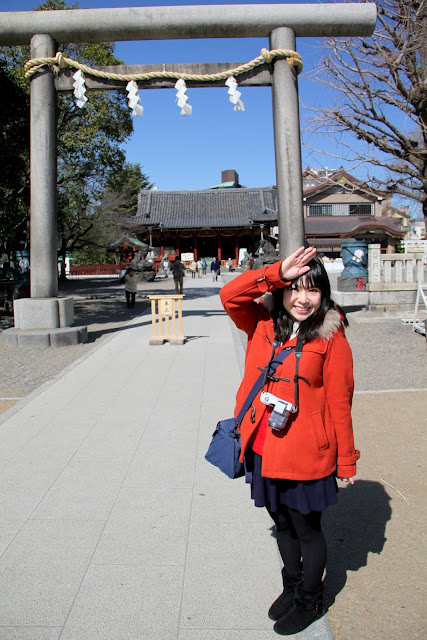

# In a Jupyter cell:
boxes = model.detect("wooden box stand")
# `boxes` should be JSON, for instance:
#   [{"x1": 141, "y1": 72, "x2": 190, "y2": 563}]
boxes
[{"x1": 148, "y1": 295, "x2": 185, "y2": 345}]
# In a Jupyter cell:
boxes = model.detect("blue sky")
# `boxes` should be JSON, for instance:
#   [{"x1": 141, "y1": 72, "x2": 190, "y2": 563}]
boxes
[{"x1": 2, "y1": 0, "x2": 375, "y2": 191}]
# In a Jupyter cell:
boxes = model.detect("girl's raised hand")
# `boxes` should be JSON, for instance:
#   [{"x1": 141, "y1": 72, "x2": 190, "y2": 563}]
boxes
[{"x1": 279, "y1": 246, "x2": 317, "y2": 281}]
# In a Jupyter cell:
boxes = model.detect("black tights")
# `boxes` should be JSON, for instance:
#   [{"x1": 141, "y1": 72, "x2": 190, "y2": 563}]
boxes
[{"x1": 267, "y1": 505, "x2": 327, "y2": 592}]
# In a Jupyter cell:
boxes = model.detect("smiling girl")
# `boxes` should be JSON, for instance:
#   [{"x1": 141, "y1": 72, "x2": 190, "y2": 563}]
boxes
[{"x1": 220, "y1": 246, "x2": 359, "y2": 636}]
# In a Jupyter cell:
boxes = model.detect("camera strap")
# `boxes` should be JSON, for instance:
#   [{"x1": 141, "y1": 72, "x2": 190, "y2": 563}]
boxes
[
  {"x1": 236, "y1": 346, "x2": 296, "y2": 426},
  {"x1": 293, "y1": 333, "x2": 305, "y2": 409},
  {"x1": 264, "y1": 333, "x2": 305, "y2": 410}
]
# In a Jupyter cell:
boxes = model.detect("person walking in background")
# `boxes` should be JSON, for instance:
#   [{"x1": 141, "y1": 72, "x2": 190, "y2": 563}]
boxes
[
  {"x1": 197, "y1": 258, "x2": 203, "y2": 278},
  {"x1": 201, "y1": 257, "x2": 207, "y2": 276},
  {"x1": 171, "y1": 255, "x2": 186, "y2": 294},
  {"x1": 163, "y1": 258, "x2": 169, "y2": 278},
  {"x1": 227, "y1": 258, "x2": 233, "y2": 272},
  {"x1": 211, "y1": 256, "x2": 221, "y2": 281},
  {"x1": 190, "y1": 259, "x2": 197, "y2": 279},
  {"x1": 124, "y1": 267, "x2": 137, "y2": 308},
  {"x1": 219, "y1": 246, "x2": 359, "y2": 636}
]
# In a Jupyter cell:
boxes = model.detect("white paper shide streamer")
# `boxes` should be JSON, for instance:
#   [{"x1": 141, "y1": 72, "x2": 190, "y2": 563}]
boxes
[
  {"x1": 175, "y1": 78, "x2": 192, "y2": 116},
  {"x1": 126, "y1": 81, "x2": 143, "y2": 117},
  {"x1": 72, "y1": 70, "x2": 88, "y2": 108},
  {"x1": 225, "y1": 76, "x2": 245, "y2": 112}
]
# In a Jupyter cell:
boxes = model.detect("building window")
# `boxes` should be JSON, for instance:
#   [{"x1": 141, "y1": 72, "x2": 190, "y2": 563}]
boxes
[
  {"x1": 307, "y1": 202, "x2": 374, "y2": 217},
  {"x1": 349, "y1": 203, "x2": 373, "y2": 216},
  {"x1": 307, "y1": 204, "x2": 332, "y2": 217}
]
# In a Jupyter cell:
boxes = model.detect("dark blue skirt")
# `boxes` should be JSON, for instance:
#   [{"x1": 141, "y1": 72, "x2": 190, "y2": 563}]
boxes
[{"x1": 244, "y1": 448, "x2": 338, "y2": 515}]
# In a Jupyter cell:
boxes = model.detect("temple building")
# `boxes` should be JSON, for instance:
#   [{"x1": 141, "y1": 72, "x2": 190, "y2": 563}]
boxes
[
  {"x1": 123, "y1": 168, "x2": 408, "y2": 262},
  {"x1": 124, "y1": 170, "x2": 276, "y2": 263}
]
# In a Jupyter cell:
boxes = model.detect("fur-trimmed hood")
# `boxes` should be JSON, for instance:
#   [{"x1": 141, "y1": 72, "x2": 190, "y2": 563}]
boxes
[{"x1": 261, "y1": 293, "x2": 344, "y2": 341}]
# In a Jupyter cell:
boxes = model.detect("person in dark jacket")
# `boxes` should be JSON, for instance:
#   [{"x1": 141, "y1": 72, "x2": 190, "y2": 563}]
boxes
[
  {"x1": 170, "y1": 256, "x2": 186, "y2": 294},
  {"x1": 210, "y1": 257, "x2": 221, "y2": 281},
  {"x1": 220, "y1": 246, "x2": 359, "y2": 636}
]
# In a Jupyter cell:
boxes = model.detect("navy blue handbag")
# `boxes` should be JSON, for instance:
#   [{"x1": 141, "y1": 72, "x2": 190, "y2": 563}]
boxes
[
  {"x1": 205, "y1": 346, "x2": 295, "y2": 479},
  {"x1": 204, "y1": 417, "x2": 244, "y2": 479}
]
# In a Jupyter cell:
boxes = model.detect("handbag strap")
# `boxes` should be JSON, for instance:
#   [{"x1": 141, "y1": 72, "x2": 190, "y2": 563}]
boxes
[{"x1": 236, "y1": 345, "x2": 296, "y2": 426}]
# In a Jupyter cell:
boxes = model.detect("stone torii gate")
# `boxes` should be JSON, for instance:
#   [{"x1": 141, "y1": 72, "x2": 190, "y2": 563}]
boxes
[{"x1": 0, "y1": 3, "x2": 376, "y2": 346}]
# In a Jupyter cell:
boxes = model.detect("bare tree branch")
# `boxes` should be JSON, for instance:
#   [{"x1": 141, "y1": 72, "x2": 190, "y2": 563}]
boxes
[{"x1": 303, "y1": 0, "x2": 427, "y2": 219}]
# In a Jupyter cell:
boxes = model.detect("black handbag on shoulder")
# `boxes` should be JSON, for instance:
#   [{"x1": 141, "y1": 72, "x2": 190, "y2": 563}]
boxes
[{"x1": 205, "y1": 346, "x2": 296, "y2": 479}]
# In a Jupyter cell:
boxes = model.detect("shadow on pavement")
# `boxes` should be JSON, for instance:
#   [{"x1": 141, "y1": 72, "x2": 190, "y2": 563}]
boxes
[
  {"x1": 73, "y1": 299, "x2": 147, "y2": 323},
  {"x1": 86, "y1": 318, "x2": 153, "y2": 343},
  {"x1": 0, "y1": 276, "x2": 228, "y2": 341},
  {"x1": 323, "y1": 480, "x2": 392, "y2": 609},
  {"x1": 341, "y1": 304, "x2": 369, "y2": 314},
  {"x1": 72, "y1": 299, "x2": 225, "y2": 344},
  {"x1": 160, "y1": 288, "x2": 222, "y2": 302},
  {"x1": 182, "y1": 309, "x2": 227, "y2": 318}
]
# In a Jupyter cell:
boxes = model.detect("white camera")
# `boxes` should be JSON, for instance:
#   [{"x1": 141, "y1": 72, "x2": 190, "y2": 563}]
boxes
[{"x1": 260, "y1": 391, "x2": 296, "y2": 431}]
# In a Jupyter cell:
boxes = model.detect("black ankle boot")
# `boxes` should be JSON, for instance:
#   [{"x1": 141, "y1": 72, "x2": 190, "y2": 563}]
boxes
[
  {"x1": 273, "y1": 583, "x2": 323, "y2": 635},
  {"x1": 268, "y1": 569, "x2": 302, "y2": 622}
]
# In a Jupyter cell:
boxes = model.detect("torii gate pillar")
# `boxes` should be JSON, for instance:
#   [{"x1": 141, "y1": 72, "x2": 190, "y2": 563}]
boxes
[
  {"x1": 270, "y1": 27, "x2": 305, "y2": 257},
  {"x1": 30, "y1": 34, "x2": 58, "y2": 299},
  {"x1": 4, "y1": 34, "x2": 86, "y2": 347}
]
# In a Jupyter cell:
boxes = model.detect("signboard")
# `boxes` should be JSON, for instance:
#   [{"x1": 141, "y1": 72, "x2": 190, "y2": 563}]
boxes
[{"x1": 160, "y1": 298, "x2": 173, "y2": 317}]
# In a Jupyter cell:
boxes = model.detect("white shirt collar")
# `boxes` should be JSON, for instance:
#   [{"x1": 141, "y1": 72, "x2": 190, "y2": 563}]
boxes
[{"x1": 290, "y1": 321, "x2": 300, "y2": 341}]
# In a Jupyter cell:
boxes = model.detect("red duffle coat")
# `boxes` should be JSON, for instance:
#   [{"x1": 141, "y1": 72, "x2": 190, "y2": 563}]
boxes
[{"x1": 220, "y1": 261, "x2": 360, "y2": 481}]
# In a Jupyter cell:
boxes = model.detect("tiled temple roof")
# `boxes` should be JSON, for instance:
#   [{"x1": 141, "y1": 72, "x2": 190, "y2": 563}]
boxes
[{"x1": 124, "y1": 187, "x2": 277, "y2": 230}]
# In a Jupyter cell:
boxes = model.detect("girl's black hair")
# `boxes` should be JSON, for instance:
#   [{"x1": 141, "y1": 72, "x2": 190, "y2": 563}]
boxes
[{"x1": 271, "y1": 258, "x2": 347, "y2": 343}]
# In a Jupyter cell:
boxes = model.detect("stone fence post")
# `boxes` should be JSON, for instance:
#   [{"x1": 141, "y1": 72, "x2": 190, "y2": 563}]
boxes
[{"x1": 368, "y1": 243, "x2": 382, "y2": 285}]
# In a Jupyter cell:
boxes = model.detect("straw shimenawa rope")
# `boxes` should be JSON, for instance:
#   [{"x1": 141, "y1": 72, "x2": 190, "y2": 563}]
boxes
[{"x1": 24, "y1": 47, "x2": 303, "y2": 83}]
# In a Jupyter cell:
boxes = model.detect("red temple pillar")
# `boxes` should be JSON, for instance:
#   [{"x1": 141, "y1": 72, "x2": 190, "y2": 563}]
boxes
[
  {"x1": 217, "y1": 233, "x2": 221, "y2": 261},
  {"x1": 235, "y1": 232, "x2": 239, "y2": 265}
]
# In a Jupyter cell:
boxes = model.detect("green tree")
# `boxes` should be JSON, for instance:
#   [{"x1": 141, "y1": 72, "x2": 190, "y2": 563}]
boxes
[
  {"x1": 107, "y1": 162, "x2": 153, "y2": 217},
  {"x1": 70, "y1": 163, "x2": 153, "y2": 265},
  {"x1": 0, "y1": 0, "x2": 136, "y2": 273},
  {"x1": 0, "y1": 62, "x2": 30, "y2": 254},
  {"x1": 71, "y1": 244, "x2": 113, "y2": 266},
  {"x1": 305, "y1": 0, "x2": 427, "y2": 219}
]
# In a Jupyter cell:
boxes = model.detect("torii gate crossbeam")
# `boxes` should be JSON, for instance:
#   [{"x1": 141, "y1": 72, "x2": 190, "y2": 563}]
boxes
[{"x1": 1, "y1": 4, "x2": 376, "y2": 44}]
